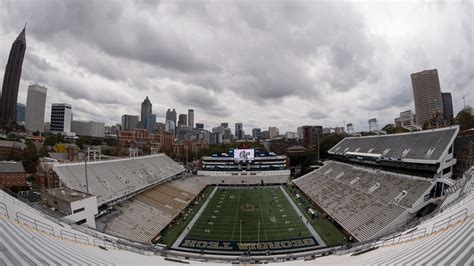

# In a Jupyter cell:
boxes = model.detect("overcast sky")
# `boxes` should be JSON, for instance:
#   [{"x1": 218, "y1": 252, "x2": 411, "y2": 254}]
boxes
[{"x1": 1, "y1": 0, "x2": 472, "y2": 133}]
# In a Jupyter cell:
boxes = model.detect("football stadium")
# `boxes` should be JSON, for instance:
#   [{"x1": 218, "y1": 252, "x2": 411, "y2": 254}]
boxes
[{"x1": 0, "y1": 126, "x2": 473, "y2": 264}]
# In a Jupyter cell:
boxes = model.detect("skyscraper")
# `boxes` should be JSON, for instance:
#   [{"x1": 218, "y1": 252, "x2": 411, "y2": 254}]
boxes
[
  {"x1": 121, "y1": 114, "x2": 139, "y2": 131},
  {"x1": 50, "y1": 103, "x2": 72, "y2": 133},
  {"x1": 442, "y1": 92, "x2": 453, "y2": 120},
  {"x1": 252, "y1": 128, "x2": 261, "y2": 139},
  {"x1": 25, "y1": 85, "x2": 47, "y2": 132},
  {"x1": 165, "y1": 120, "x2": 176, "y2": 136},
  {"x1": 411, "y1": 69, "x2": 444, "y2": 126},
  {"x1": 235, "y1": 123, "x2": 244, "y2": 139},
  {"x1": 145, "y1": 114, "x2": 157, "y2": 133},
  {"x1": 0, "y1": 26, "x2": 26, "y2": 124},
  {"x1": 188, "y1": 109, "x2": 194, "y2": 128},
  {"x1": 301, "y1": 125, "x2": 322, "y2": 148},
  {"x1": 71, "y1": 120, "x2": 105, "y2": 137},
  {"x1": 140, "y1": 96, "x2": 152, "y2": 128},
  {"x1": 268, "y1": 127, "x2": 279, "y2": 138},
  {"x1": 178, "y1": 114, "x2": 187, "y2": 127},
  {"x1": 165, "y1": 108, "x2": 177, "y2": 125},
  {"x1": 16, "y1": 103, "x2": 25, "y2": 123}
]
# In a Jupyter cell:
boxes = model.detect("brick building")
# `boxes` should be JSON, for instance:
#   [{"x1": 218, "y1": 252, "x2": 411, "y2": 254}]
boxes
[
  {"x1": 35, "y1": 158, "x2": 60, "y2": 188},
  {"x1": 0, "y1": 140, "x2": 25, "y2": 161},
  {"x1": 118, "y1": 129, "x2": 161, "y2": 153},
  {"x1": 0, "y1": 161, "x2": 27, "y2": 189}
]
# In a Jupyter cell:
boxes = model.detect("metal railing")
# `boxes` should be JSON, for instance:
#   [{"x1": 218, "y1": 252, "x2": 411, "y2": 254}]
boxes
[
  {"x1": 0, "y1": 202, "x2": 8, "y2": 216},
  {"x1": 1, "y1": 188, "x2": 472, "y2": 264},
  {"x1": 432, "y1": 208, "x2": 468, "y2": 232},
  {"x1": 16, "y1": 212, "x2": 55, "y2": 237},
  {"x1": 60, "y1": 229, "x2": 90, "y2": 245}
]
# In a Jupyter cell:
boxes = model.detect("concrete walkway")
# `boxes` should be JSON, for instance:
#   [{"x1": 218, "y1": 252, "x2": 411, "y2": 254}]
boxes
[{"x1": 280, "y1": 186, "x2": 326, "y2": 246}]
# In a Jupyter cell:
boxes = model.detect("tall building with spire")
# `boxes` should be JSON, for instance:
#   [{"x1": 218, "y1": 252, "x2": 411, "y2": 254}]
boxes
[
  {"x1": 140, "y1": 96, "x2": 152, "y2": 129},
  {"x1": 0, "y1": 26, "x2": 26, "y2": 124}
]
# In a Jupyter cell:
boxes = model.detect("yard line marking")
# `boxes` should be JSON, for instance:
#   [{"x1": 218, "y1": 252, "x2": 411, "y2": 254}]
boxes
[
  {"x1": 257, "y1": 188, "x2": 269, "y2": 242},
  {"x1": 230, "y1": 189, "x2": 242, "y2": 240}
]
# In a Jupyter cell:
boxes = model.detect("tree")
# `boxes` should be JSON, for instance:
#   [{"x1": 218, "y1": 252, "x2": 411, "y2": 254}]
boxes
[
  {"x1": 456, "y1": 110, "x2": 474, "y2": 131},
  {"x1": 22, "y1": 139, "x2": 39, "y2": 173},
  {"x1": 382, "y1": 124, "x2": 395, "y2": 133},
  {"x1": 319, "y1": 134, "x2": 346, "y2": 159},
  {"x1": 382, "y1": 124, "x2": 410, "y2": 134},
  {"x1": 54, "y1": 143, "x2": 67, "y2": 153},
  {"x1": 7, "y1": 133, "x2": 19, "y2": 141},
  {"x1": 287, "y1": 147, "x2": 319, "y2": 175},
  {"x1": 44, "y1": 133, "x2": 65, "y2": 147}
]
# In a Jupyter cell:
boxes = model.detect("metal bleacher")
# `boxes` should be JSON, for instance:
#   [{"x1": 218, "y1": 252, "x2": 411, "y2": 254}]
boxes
[
  {"x1": 54, "y1": 154, "x2": 185, "y2": 206},
  {"x1": 294, "y1": 161, "x2": 432, "y2": 241},
  {"x1": 104, "y1": 177, "x2": 207, "y2": 244}
]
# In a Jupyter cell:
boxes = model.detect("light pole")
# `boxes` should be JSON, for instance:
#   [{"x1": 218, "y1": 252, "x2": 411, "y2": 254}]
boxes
[{"x1": 84, "y1": 153, "x2": 89, "y2": 193}]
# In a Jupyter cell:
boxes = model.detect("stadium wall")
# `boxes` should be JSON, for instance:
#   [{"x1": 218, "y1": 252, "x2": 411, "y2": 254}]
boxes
[{"x1": 197, "y1": 170, "x2": 290, "y2": 185}]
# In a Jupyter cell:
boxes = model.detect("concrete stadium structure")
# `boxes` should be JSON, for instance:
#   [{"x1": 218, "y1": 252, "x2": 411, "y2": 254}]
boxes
[
  {"x1": 0, "y1": 170, "x2": 471, "y2": 264},
  {"x1": 1, "y1": 128, "x2": 472, "y2": 264}
]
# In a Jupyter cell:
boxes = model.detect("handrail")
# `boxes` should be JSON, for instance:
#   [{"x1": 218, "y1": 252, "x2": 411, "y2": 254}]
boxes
[
  {"x1": 432, "y1": 208, "x2": 468, "y2": 232},
  {"x1": 16, "y1": 211, "x2": 55, "y2": 237},
  {"x1": 60, "y1": 229, "x2": 90, "y2": 245},
  {"x1": 375, "y1": 208, "x2": 468, "y2": 248},
  {"x1": 0, "y1": 202, "x2": 8, "y2": 217},
  {"x1": 1, "y1": 188, "x2": 472, "y2": 264},
  {"x1": 93, "y1": 238, "x2": 116, "y2": 249}
]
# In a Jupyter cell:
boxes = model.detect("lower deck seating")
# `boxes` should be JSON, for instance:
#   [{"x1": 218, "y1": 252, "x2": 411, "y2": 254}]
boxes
[
  {"x1": 104, "y1": 176, "x2": 207, "y2": 244},
  {"x1": 294, "y1": 160, "x2": 431, "y2": 241}
]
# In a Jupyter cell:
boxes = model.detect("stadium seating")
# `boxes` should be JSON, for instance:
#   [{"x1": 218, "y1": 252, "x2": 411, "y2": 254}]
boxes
[
  {"x1": 293, "y1": 161, "x2": 432, "y2": 241},
  {"x1": 103, "y1": 177, "x2": 207, "y2": 244},
  {"x1": 329, "y1": 127, "x2": 458, "y2": 162},
  {"x1": 0, "y1": 187, "x2": 471, "y2": 265},
  {"x1": 54, "y1": 154, "x2": 185, "y2": 205}
]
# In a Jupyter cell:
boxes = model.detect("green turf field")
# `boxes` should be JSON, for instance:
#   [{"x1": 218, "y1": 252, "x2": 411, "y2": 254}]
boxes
[{"x1": 183, "y1": 186, "x2": 313, "y2": 244}]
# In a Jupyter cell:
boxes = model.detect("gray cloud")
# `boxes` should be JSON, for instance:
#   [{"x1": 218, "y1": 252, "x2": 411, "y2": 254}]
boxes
[
  {"x1": 1, "y1": 0, "x2": 472, "y2": 132},
  {"x1": 169, "y1": 82, "x2": 229, "y2": 116}
]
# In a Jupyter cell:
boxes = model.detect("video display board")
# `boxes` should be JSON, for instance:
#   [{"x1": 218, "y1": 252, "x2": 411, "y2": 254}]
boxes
[{"x1": 233, "y1": 149, "x2": 255, "y2": 161}]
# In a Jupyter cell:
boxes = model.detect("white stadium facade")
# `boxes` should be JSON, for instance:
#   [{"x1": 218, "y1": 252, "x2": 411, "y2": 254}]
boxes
[{"x1": 1, "y1": 126, "x2": 473, "y2": 265}]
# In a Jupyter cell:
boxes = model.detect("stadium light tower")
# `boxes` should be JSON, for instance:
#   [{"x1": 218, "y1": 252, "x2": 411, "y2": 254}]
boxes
[
  {"x1": 462, "y1": 94, "x2": 469, "y2": 108},
  {"x1": 84, "y1": 154, "x2": 89, "y2": 194}
]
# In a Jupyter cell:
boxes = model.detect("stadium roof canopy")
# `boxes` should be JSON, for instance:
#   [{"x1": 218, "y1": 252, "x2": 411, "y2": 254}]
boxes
[{"x1": 328, "y1": 126, "x2": 459, "y2": 164}]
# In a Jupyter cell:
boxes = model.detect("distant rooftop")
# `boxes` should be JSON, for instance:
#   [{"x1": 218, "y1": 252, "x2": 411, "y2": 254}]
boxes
[
  {"x1": 45, "y1": 187, "x2": 93, "y2": 203},
  {"x1": 0, "y1": 140, "x2": 26, "y2": 149},
  {"x1": 0, "y1": 161, "x2": 25, "y2": 173}
]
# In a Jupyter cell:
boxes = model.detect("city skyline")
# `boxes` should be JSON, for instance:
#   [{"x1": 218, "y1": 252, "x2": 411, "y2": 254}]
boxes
[{"x1": 0, "y1": 1, "x2": 472, "y2": 133}]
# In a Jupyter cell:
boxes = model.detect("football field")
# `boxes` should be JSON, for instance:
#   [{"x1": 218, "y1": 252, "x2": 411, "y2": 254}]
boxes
[{"x1": 178, "y1": 186, "x2": 320, "y2": 252}]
